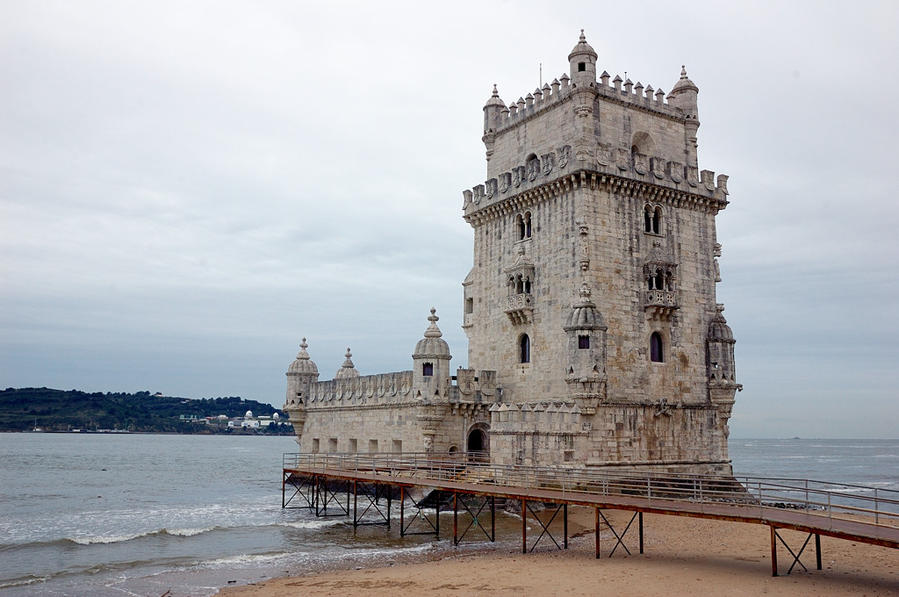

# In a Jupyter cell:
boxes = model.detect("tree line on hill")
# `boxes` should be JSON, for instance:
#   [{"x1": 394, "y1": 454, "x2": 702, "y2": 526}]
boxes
[{"x1": 0, "y1": 387, "x2": 294, "y2": 434}]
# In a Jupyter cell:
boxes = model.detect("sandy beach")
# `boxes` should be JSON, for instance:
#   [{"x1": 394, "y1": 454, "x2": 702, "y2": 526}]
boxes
[{"x1": 220, "y1": 508, "x2": 897, "y2": 596}]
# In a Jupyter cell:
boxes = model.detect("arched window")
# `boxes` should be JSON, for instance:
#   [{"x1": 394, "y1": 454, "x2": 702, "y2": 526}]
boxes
[
  {"x1": 644, "y1": 205, "x2": 653, "y2": 233},
  {"x1": 650, "y1": 332, "x2": 663, "y2": 363},
  {"x1": 422, "y1": 362, "x2": 433, "y2": 376},
  {"x1": 524, "y1": 212, "x2": 532, "y2": 238},
  {"x1": 516, "y1": 274, "x2": 524, "y2": 294},
  {"x1": 523, "y1": 277, "x2": 531, "y2": 294},
  {"x1": 519, "y1": 334, "x2": 531, "y2": 363},
  {"x1": 517, "y1": 214, "x2": 526, "y2": 240},
  {"x1": 653, "y1": 207, "x2": 662, "y2": 234}
]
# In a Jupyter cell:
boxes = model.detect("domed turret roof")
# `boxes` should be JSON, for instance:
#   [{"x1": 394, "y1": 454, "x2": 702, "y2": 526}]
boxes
[
  {"x1": 708, "y1": 305, "x2": 734, "y2": 342},
  {"x1": 287, "y1": 338, "x2": 319, "y2": 375},
  {"x1": 568, "y1": 29, "x2": 597, "y2": 61},
  {"x1": 564, "y1": 283, "x2": 607, "y2": 331},
  {"x1": 335, "y1": 347, "x2": 360, "y2": 379},
  {"x1": 413, "y1": 308, "x2": 451, "y2": 358},
  {"x1": 484, "y1": 84, "x2": 505, "y2": 108},
  {"x1": 670, "y1": 65, "x2": 698, "y2": 95}
]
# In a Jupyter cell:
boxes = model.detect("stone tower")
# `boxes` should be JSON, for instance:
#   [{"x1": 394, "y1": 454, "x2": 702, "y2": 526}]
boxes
[{"x1": 462, "y1": 31, "x2": 740, "y2": 473}]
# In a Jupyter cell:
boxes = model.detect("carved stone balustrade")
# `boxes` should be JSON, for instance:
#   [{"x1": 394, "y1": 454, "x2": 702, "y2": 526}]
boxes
[
  {"x1": 642, "y1": 289, "x2": 678, "y2": 320},
  {"x1": 505, "y1": 293, "x2": 534, "y2": 325}
]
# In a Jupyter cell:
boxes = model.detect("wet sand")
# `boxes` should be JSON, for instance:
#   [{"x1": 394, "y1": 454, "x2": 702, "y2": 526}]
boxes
[{"x1": 220, "y1": 508, "x2": 898, "y2": 596}]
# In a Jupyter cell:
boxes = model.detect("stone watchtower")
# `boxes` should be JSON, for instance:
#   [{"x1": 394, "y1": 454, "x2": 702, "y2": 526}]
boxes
[{"x1": 462, "y1": 31, "x2": 740, "y2": 473}]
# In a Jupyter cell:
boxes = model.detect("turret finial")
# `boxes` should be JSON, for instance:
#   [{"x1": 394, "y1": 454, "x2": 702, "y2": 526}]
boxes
[
  {"x1": 492, "y1": 83, "x2": 499, "y2": 97},
  {"x1": 681, "y1": 65, "x2": 688, "y2": 79},
  {"x1": 424, "y1": 308, "x2": 443, "y2": 338},
  {"x1": 579, "y1": 29, "x2": 586, "y2": 42},
  {"x1": 300, "y1": 337, "x2": 308, "y2": 350},
  {"x1": 345, "y1": 347, "x2": 352, "y2": 359}
]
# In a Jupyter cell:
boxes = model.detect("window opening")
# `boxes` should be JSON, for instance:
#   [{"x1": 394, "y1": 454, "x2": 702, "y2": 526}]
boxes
[
  {"x1": 650, "y1": 332, "x2": 664, "y2": 363},
  {"x1": 644, "y1": 206, "x2": 653, "y2": 233},
  {"x1": 524, "y1": 277, "x2": 531, "y2": 294},
  {"x1": 524, "y1": 212, "x2": 532, "y2": 238},
  {"x1": 578, "y1": 62, "x2": 586, "y2": 72},
  {"x1": 517, "y1": 214, "x2": 526, "y2": 240},
  {"x1": 422, "y1": 362, "x2": 433, "y2": 376},
  {"x1": 578, "y1": 335, "x2": 590, "y2": 349},
  {"x1": 520, "y1": 334, "x2": 531, "y2": 363},
  {"x1": 653, "y1": 207, "x2": 661, "y2": 234}
]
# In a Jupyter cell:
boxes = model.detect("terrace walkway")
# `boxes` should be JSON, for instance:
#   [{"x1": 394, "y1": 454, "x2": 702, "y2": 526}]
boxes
[{"x1": 281, "y1": 452, "x2": 899, "y2": 576}]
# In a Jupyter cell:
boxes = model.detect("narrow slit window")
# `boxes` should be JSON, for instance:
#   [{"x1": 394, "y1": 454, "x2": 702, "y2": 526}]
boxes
[
  {"x1": 650, "y1": 332, "x2": 664, "y2": 363},
  {"x1": 520, "y1": 334, "x2": 531, "y2": 364}
]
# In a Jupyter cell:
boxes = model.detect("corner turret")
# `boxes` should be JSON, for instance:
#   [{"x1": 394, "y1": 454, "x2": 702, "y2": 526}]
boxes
[
  {"x1": 568, "y1": 29, "x2": 597, "y2": 85},
  {"x1": 284, "y1": 338, "x2": 319, "y2": 436},
  {"x1": 668, "y1": 65, "x2": 700, "y2": 168},
  {"x1": 412, "y1": 308, "x2": 452, "y2": 399}
]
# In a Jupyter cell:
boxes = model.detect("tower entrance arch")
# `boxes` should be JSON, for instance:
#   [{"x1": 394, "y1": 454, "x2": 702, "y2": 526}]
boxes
[{"x1": 466, "y1": 424, "x2": 489, "y2": 462}]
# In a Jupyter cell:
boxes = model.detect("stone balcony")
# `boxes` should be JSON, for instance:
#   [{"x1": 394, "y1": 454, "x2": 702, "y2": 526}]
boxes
[
  {"x1": 642, "y1": 289, "x2": 678, "y2": 320},
  {"x1": 505, "y1": 293, "x2": 534, "y2": 325}
]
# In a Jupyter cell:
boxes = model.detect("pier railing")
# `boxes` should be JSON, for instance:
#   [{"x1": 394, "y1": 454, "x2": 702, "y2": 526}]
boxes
[{"x1": 283, "y1": 452, "x2": 899, "y2": 530}]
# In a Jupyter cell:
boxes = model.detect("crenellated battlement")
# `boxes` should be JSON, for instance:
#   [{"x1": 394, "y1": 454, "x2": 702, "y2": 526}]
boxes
[
  {"x1": 490, "y1": 68, "x2": 687, "y2": 138},
  {"x1": 489, "y1": 401, "x2": 586, "y2": 435},
  {"x1": 462, "y1": 146, "x2": 729, "y2": 219}
]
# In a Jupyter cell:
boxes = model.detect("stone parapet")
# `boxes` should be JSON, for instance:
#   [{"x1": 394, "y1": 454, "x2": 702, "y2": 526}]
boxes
[{"x1": 306, "y1": 371, "x2": 413, "y2": 407}]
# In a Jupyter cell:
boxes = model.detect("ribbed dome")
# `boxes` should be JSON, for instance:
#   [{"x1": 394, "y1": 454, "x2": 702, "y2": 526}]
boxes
[
  {"x1": 671, "y1": 65, "x2": 698, "y2": 95},
  {"x1": 568, "y1": 29, "x2": 597, "y2": 61},
  {"x1": 335, "y1": 347, "x2": 360, "y2": 379},
  {"x1": 287, "y1": 338, "x2": 319, "y2": 375},
  {"x1": 484, "y1": 84, "x2": 505, "y2": 108},
  {"x1": 413, "y1": 308, "x2": 451, "y2": 358},
  {"x1": 708, "y1": 305, "x2": 734, "y2": 342},
  {"x1": 564, "y1": 284, "x2": 607, "y2": 331}
]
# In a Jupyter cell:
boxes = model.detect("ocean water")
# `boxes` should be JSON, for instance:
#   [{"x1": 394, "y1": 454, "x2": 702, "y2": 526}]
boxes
[{"x1": 0, "y1": 434, "x2": 896, "y2": 595}]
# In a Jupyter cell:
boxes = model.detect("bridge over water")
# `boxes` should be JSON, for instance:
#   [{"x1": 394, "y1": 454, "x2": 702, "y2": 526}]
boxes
[{"x1": 281, "y1": 452, "x2": 898, "y2": 577}]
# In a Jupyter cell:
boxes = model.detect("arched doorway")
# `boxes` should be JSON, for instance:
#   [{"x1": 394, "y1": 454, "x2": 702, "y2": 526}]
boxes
[{"x1": 466, "y1": 424, "x2": 489, "y2": 462}]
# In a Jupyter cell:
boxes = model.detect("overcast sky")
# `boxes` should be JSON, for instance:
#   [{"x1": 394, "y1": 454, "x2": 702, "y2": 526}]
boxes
[{"x1": 2, "y1": 1, "x2": 897, "y2": 438}]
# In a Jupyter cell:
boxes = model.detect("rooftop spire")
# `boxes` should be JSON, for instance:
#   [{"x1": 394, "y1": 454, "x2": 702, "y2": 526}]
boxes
[
  {"x1": 424, "y1": 307, "x2": 443, "y2": 338},
  {"x1": 335, "y1": 347, "x2": 360, "y2": 379},
  {"x1": 296, "y1": 338, "x2": 310, "y2": 360}
]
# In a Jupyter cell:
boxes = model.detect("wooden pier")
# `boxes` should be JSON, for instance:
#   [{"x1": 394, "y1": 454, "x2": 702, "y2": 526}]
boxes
[{"x1": 282, "y1": 452, "x2": 899, "y2": 577}]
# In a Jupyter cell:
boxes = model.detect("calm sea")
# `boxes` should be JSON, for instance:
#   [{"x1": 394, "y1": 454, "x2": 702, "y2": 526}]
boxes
[{"x1": 0, "y1": 434, "x2": 896, "y2": 596}]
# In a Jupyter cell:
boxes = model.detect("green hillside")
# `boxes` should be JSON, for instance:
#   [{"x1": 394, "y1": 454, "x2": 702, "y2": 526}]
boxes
[{"x1": 0, "y1": 387, "x2": 292, "y2": 434}]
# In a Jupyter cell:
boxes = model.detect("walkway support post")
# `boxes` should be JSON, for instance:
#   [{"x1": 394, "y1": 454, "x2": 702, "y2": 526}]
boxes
[
  {"x1": 400, "y1": 486, "x2": 405, "y2": 537},
  {"x1": 770, "y1": 526, "x2": 778, "y2": 577},
  {"x1": 453, "y1": 492, "x2": 458, "y2": 546},
  {"x1": 594, "y1": 508, "x2": 600, "y2": 559},
  {"x1": 521, "y1": 499, "x2": 527, "y2": 554},
  {"x1": 815, "y1": 534, "x2": 822, "y2": 570},
  {"x1": 639, "y1": 512, "x2": 644, "y2": 554}
]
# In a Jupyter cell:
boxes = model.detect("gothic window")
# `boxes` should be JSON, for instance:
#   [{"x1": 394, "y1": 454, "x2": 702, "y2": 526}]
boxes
[
  {"x1": 422, "y1": 362, "x2": 433, "y2": 377},
  {"x1": 650, "y1": 332, "x2": 664, "y2": 363},
  {"x1": 524, "y1": 211, "x2": 532, "y2": 238},
  {"x1": 644, "y1": 204, "x2": 661, "y2": 234},
  {"x1": 578, "y1": 335, "x2": 590, "y2": 349},
  {"x1": 519, "y1": 334, "x2": 531, "y2": 363},
  {"x1": 517, "y1": 214, "x2": 526, "y2": 240}
]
